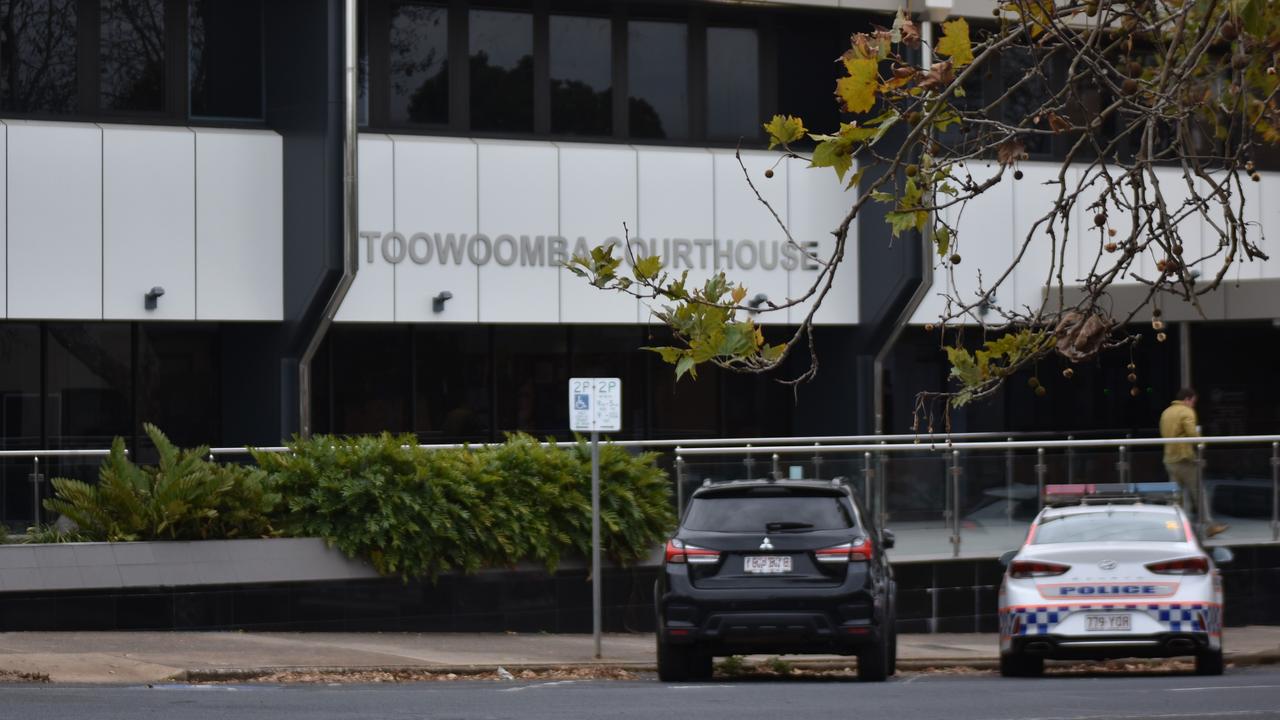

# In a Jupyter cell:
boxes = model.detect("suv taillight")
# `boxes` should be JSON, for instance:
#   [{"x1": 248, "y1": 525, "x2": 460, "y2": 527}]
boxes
[
  {"x1": 815, "y1": 537, "x2": 873, "y2": 564},
  {"x1": 1008, "y1": 560, "x2": 1071, "y2": 578},
  {"x1": 664, "y1": 538, "x2": 721, "y2": 565},
  {"x1": 1146, "y1": 556, "x2": 1209, "y2": 575}
]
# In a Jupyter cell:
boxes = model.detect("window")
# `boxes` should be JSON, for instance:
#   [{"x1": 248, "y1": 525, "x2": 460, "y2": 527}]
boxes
[
  {"x1": 683, "y1": 492, "x2": 854, "y2": 532},
  {"x1": 495, "y1": 327, "x2": 567, "y2": 437},
  {"x1": 45, "y1": 323, "x2": 133, "y2": 449},
  {"x1": 330, "y1": 326, "x2": 411, "y2": 434},
  {"x1": 549, "y1": 14, "x2": 610, "y2": 136},
  {"x1": 189, "y1": 0, "x2": 263, "y2": 119},
  {"x1": 627, "y1": 19, "x2": 687, "y2": 140},
  {"x1": 706, "y1": 26, "x2": 758, "y2": 141},
  {"x1": 413, "y1": 327, "x2": 491, "y2": 443},
  {"x1": 100, "y1": 0, "x2": 166, "y2": 112},
  {"x1": 1032, "y1": 511, "x2": 1186, "y2": 544},
  {"x1": 135, "y1": 324, "x2": 220, "y2": 451},
  {"x1": 0, "y1": 0, "x2": 78, "y2": 113},
  {"x1": 469, "y1": 7, "x2": 533, "y2": 132},
  {"x1": 390, "y1": 2, "x2": 448, "y2": 125}
]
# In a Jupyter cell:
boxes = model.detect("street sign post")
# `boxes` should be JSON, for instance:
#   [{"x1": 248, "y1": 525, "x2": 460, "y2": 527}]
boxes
[{"x1": 568, "y1": 378, "x2": 621, "y2": 659}]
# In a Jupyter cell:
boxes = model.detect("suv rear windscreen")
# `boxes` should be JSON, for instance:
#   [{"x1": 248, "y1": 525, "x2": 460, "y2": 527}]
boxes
[
  {"x1": 1032, "y1": 510, "x2": 1185, "y2": 544},
  {"x1": 682, "y1": 491, "x2": 854, "y2": 532}
]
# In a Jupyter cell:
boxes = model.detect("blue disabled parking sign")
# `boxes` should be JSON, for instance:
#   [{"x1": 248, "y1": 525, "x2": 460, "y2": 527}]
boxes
[{"x1": 574, "y1": 393, "x2": 590, "y2": 411}]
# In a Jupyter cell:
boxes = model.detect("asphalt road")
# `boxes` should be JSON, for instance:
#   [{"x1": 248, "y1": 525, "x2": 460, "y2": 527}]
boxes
[{"x1": 3, "y1": 667, "x2": 1280, "y2": 720}]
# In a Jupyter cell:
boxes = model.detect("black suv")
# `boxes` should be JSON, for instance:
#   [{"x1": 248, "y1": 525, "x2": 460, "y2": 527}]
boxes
[{"x1": 655, "y1": 478, "x2": 897, "y2": 681}]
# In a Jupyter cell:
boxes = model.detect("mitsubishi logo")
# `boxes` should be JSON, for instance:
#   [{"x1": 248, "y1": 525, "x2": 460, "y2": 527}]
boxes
[
  {"x1": 759, "y1": 537, "x2": 774, "y2": 551},
  {"x1": 1098, "y1": 559, "x2": 1118, "y2": 571}
]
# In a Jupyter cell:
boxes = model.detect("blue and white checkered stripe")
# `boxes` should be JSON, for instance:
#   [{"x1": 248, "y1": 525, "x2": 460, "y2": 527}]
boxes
[{"x1": 1000, "y1": 603, "x2": 1218, "y2": 636}]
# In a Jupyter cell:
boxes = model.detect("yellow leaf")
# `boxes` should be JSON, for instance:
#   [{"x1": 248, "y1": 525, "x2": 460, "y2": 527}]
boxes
[
  {"x1": 763, "y1": 114, "x2": 808, "y2": 150},
  {"x1": 731, "y1": 285, "x2": 747, "y2": 305},
  {"x1": 935, "y1": 18, "x2": 974, "y2": 68},
  {"x1": 836, "y1": 58, "x2": 879, "y2": 114}
]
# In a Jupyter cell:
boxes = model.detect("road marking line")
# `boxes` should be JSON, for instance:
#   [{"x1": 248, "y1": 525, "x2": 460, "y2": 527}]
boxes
[
  {"x1": 669, "y1": 685, "x2": 732, "y2": 689},
  {"x1": 498, "y1": 680, "x2": 578, "y2": 692},
  {"x1": 1171, "y1": 684, "x2": 1280, "y2": 692}
]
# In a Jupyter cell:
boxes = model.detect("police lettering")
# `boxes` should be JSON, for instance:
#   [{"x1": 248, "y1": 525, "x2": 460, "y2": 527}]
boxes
[{"x1": 1058, "y1": 585, "x2": 1159, "y2": 596}]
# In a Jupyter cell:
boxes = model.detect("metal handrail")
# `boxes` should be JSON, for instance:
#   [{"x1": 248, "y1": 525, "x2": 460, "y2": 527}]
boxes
[
  {"x1": 674, "y1": 434, "x2": 1280, "y2": 456},
  {"x1": 0, "y1": 449, "x2": 118, "y2": 458}
]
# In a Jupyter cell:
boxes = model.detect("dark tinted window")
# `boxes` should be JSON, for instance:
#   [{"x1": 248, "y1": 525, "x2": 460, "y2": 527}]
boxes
[
  {"x1": 414, "y1": 327, "x2": 491, "y2": 443},
  {"x1": 495, "y1": 326, "x2": 567, "y2": 436},
  {"x1": 330, "y1": 326, "x2": 411, "y2": 434},
  {"x1": 100, "y1": 0, "x2": 165, "y2": 112},
  {"x1": 549, "y1": 14, "x2": 610, "y2": 136},
  {"x1": 469, "y1": 7, "x2": 532, "y2": 132},
  {"x1": 706, "y1": 26, "x2": 758, "y2": 141},
  {"x1": 683, "y1": 492, "x2": 854, "y2": 532},
  {"x1": 1032, "y1": 511, "x2": 1185, "y2": 544},
  {"x1": 390, "y1": 2, "x2": 448, "y2": 125},
  {"x1": 135, "y1": 324, "x2": 221, "y2": 451},
  {"x1": 627, "y1": 19, "x2": 686, "y2": 140},
  {"x1": 45, "y1": 323, "x2": 133, "y2": 448},
  {"x1": 189, "y1": 0, "x2": 263, "y2": 119},
  {"x1": 0, "y1": 0, "x2": 78, "y2": 113}
]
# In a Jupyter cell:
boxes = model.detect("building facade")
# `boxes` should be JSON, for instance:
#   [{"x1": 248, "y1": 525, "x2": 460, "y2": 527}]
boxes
[{"x1": 2, "y1": 0, "x2": 1279, "y2": 530}]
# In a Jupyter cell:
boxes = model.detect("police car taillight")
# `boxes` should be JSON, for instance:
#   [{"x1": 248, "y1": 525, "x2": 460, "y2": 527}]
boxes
[
  {"x1": 1145, "y1": 556, "x2": 1209, "y2": 575},
  {"x1": 664, "y1": 538, "x2": 721, "y2": 565},
  {"x1": 815, "y1": 537, "x2": 873, "y2": 563},
  {"x1": 1043, "y1": 482, "x2": 1180, "y2": 505},
  {"x1": 1009, "y1": 560, "x2": 1071, "y2": 578}
]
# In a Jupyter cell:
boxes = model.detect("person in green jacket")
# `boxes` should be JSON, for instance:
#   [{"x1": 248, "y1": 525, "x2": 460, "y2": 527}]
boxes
[{"x1": 1160, "y1": 388, "x2": 1227, "y2": 538}]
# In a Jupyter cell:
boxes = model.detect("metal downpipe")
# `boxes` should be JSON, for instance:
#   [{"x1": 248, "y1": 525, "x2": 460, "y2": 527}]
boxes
[
  {"x1": 299, "y1": 0, "x2": 360, "y2": 439},
  {"x1": 872, "y1": 20, "x2": 936, "y2": 435}
]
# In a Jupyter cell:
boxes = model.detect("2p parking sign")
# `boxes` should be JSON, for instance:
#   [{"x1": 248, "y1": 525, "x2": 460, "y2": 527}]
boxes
[{"x1": 569, "y1": 378, "x2": 621, "y2": 432}]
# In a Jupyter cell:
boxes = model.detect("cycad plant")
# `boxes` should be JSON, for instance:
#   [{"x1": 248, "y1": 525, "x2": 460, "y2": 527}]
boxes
[{"x1": 43, "y1": 423, "x2": 281, "y2": 542}]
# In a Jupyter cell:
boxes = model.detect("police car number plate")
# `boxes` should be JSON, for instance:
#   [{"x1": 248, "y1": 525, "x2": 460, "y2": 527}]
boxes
[
  {"x1": 1086, "y1": 614, "x2": 1131, "y2": 631},
  {"x1": 744, "y1": 556, "x2": 792, "y2": 573}
]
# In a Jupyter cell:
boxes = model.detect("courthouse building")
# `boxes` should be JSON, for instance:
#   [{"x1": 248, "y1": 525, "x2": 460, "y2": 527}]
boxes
[{"x1": 2, "y1": 0, "x2": 1279, "y2": 529}]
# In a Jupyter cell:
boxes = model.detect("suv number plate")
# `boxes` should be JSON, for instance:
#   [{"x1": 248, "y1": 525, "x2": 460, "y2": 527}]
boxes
[
  {"x1": 744, "y1": 556, "x2": 792, "y2": 574},
  {"x1": 1086, "y1": 614, "x2": 1131, "y2": 631}
]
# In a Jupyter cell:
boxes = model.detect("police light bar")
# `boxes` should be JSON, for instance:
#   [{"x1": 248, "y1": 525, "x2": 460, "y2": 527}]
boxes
[{"x1": 1043, "y1": 482, "x2": 1180, "y2": 505}]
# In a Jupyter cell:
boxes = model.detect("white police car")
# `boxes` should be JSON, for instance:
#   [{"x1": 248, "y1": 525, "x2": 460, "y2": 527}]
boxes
[{"x1": 998, "y1": 482, "x2": 1232, "y2": 677}]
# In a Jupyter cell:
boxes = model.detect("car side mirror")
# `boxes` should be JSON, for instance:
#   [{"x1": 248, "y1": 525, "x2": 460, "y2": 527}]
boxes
[
  {"x1": 1211, "y1": 547, "x2": 1234, "y2": 565},
  {"x1": 881, "y1": 529, "x2": 895, "y2": 549},
  {"x1": 999, "y1": 549, "x2": 1018, "y2": 568}
]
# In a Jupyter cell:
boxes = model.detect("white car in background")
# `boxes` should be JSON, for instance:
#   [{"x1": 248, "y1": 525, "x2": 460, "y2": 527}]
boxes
[{"x1": 998, "y1": 483, "x2": 1232, "y2": 677}]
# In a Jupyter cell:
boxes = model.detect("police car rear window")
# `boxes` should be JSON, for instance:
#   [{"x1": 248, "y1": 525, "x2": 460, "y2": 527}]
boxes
[
  {"x1": 682, "y1": 495, "x2": 854, "y2": 532},
  {"x1": 1032, "y1": 511, "x2": 1185, "y2": 544}
]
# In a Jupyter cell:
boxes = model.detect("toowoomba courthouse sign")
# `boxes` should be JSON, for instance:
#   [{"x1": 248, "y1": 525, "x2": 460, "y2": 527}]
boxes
[{"x1": 359, "y1": 231, "x2": 822, "y2": 272}]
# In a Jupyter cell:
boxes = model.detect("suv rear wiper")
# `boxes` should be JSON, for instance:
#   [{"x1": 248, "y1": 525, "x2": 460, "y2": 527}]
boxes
[{"x1": 766, "y1": 521, "x2": 815, "y2": 533}]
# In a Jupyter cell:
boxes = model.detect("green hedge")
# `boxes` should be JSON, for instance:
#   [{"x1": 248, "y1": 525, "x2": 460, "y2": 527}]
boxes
[
  {"x1": 253, "y1": 433, "x2": 675, "y2": 579},
  {"x1": 43, "y1": 424, "x2": 282, "y2": 542}
]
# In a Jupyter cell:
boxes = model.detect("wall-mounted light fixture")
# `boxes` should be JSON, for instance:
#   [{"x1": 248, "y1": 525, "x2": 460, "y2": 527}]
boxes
[
  {"x1": 747, "y1": 293, "x2": 769, "y2": 313},
  {"x1": 144, "y1": 286, "x2": 165, "y2": 310},
  {"x1": 432, "y1": 290, "x2": 453, "y2": 313}
]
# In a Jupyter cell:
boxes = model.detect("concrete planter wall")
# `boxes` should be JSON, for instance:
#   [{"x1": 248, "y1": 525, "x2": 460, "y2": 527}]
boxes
[{"x1": 0, "y1": 537, "x2": 380, "y2": 593}]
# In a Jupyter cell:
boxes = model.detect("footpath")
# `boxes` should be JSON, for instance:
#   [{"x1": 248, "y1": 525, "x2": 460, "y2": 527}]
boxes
[{"x1": 1, "y1": 628, "x2": 1279, "y2": 683}]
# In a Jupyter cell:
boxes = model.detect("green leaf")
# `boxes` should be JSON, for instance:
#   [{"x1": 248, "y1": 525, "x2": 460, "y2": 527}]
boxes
[
  {"x1": 935, "y1": 226, "x2": 951, "y2": 257},
  {"x1": 764, "y1": 114, "x2": 808, "y2": 150},
  {"x1": 634, "y1": 255, "x2": 661, "y2": 280},
  {"x1": 675, "y1": 355, "x2": 697, "y2": 381},
  {"x1": 886, "y1": 210, "x2": 928, "y2": 237},
  {"x1": 810, "y1": 138, "x2": 853, "y2": 180},
  {"x1": 935, "y1": 18, "x2": 974, "y2": 68}
]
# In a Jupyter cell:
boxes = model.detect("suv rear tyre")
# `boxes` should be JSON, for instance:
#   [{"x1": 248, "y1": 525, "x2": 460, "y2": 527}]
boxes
[
  {"x1": 657, "y1": 639, "x2": 713, "y2": 682},
  {"x1": 857, "y1": 632, "x2": 891, "y2": 682},
  {"x1": 1195, "y1": 648, "x2": 1225, "y2": 676},
  {"x1": 999, "y1": 652, "x2": 1044, "y2": 677}
]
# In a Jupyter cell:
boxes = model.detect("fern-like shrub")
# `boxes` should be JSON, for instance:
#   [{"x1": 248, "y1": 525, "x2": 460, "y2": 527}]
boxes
[
  {"x1": 254, "y1": 433, "x2": 674, "y2": 579},
  {"x1": 42, "y1": 424, "x2": 282, "y2": 542}
]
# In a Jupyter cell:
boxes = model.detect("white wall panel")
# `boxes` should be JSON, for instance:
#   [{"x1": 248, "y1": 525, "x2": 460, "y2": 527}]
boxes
[
  {"x1": 7, "y1": 121, "x2": 102, "y2": 319},
  {"x1": 392, "y1": 136, "x2": 478, "y2": 323},
  {"x1": 0, "y1": 121, "x2": 6, "y2": 317},
  {"x1": 1010, "y1": 164, "x2": 1073, "y2": 316},
  {"x1": 785, "y1": 157, "x2": 858, "y2": 324},
  {"x1": 102, "y1": 125, "x2": 195, "y2": 320},
  {"x1": 194, "y1": 128, "x2": 282, "y2": 321},
  {"x1": 712, "y1": 151, "x2": 790, "y2": 325},
  {"x1": 337, "y1": 135, "x2": 395, "y2": 322},
  {"x1": 949, "y1": 162, "x2": 1014, "y2": 321},
  {"x1": 636, "y1": 148, "x2": 714, "y2": 323},
  {"x1": 476, "y1": 141, "x2": 559, "y2": 323},
  {"x1": 1258, "y1": 174, "x2": 1280, "y2": 280},
  {"x1": 558, "y1": 144, "x2": 638, "y2": 324}
]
